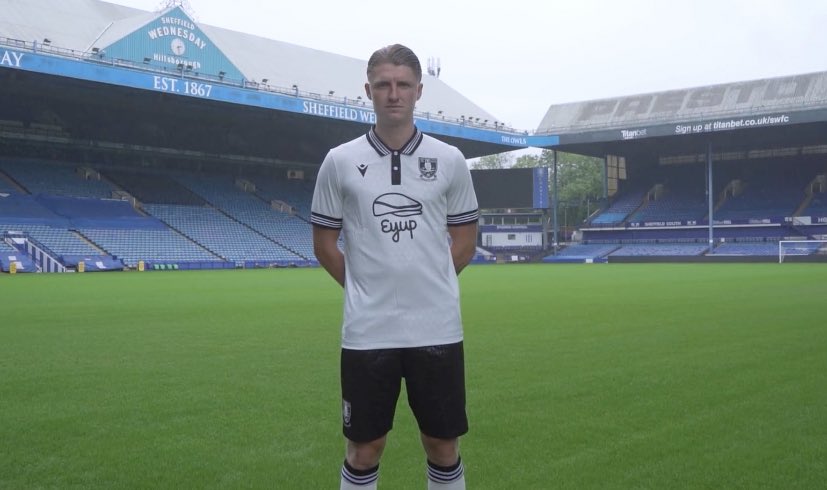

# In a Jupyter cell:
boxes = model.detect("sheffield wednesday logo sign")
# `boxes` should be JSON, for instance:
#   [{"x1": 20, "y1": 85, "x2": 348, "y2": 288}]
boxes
[{"x1": 100, "y1": 7, "x2": 244, "y2": 81}]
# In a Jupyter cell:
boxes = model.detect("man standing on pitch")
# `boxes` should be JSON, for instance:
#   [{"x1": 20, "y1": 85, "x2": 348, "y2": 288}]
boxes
[{"x1": 311, "y1": 44, "x2": 479, "y2": 489}]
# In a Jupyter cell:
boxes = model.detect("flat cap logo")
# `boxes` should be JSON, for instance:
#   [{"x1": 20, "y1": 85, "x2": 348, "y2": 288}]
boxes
[
  {"x1": 372, "y1": 193, "x2": 422, "y2": 242},
  {"x1": 372, "y1": 193, "x2": 423, "y2": 217}
]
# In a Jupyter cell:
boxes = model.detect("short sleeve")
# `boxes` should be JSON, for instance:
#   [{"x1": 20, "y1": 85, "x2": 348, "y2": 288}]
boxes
[
  {"x1": 310, "y1": 151, "x2": 343, "y2": 229},
  {"x1": 446, "y1": 148, "x2": 479, "y2": 226}
]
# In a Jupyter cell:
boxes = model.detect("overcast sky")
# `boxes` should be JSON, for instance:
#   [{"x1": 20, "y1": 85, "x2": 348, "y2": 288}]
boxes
[{"x1": 108, "y1": 0, "x2": 827, "y2": 132}]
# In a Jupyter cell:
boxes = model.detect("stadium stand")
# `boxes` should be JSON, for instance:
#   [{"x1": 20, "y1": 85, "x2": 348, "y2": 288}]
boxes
[
  {"x1": 142, "y1": 204, "x2": 303, "y2": 265},
  {"x1": 251, "y1": 177, "x2": 315, "y2": 218},
  {"x1": 582, "y1": 226, "x2": 800, "y2": 243},
  {"x1": 590, "y1": 188, "x2": 647, "y2": 226},
  {"x1": 0, "y1": 171, "x2": 21, "y2": 195},
  {"x1": 0, "y1": 223, "x2": 100, "y2": 256},
  {"x1": 5, "y1": 0, "x2": 827, "y2": 269},
  {"x1": 103, "y1": 169, "x2": 206, "y2": 205},
  {"x1": 472, "y1": 247, "x2": 496, "y2": 264},
  {"x1": 712, "y1": 242, "x2": 780, "y2": 256},
  {"x1": 609, "y1": 243, "x2": 709, "y2": 256},
  {"x1": 0, "y1": 248, "x2": 36, "y2": 273},
  {"x1": 36, "y1": 195, "x2": 152, "y2": 229},
  {"x1": 804, "y1": 224, "x2": 827, "y2": 238},
  {"x1": 0, "y1": 159, "x2": 115, "y2": 198},
  {"x1": 79, "y1": 228, "x2": 220, "y2": 268},
  {"x1": 0, "y1": 194, "x2": 65, "y2": 222},
  {"x1": 802, "y1": 191, "x2": 827, "y2": 217},
  {"x1": 172, "y1": 173, "x2": 315, "y2": 261},
  {"x1": 1, "y1": 230, "x2": 36, "y2": 272},
  {"x1": 0, "y1": 161, "x2": 323, "y2": 270},
  {"x1": 0, "y1": 193, "x2": 167, "y2": 270},
  {"x1": 572, "y1": 156, "x2": 827, "y2": 261},
  {"x1": 542, "y1": 243, "x2": 619, "y2": 263},
  {"x1": 715, "y1": 168, "x2": 811, "y2": 221},
  {"x1": 628, "y1": 188, "x2": 708, "y2": 223}
]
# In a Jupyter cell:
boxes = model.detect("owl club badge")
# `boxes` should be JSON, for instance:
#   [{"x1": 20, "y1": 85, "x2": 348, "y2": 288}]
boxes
[{"x1": 418, "y1": 158, "x2": 438, "y2": 180}]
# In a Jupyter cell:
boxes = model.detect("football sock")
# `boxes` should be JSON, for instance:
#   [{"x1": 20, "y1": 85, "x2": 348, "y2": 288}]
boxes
[
  {"x1": 427, "y1": 456, "x2": 465, "y2": 489},
  {"x1": 340, "y1": 459, "x2": 379, "y2": 489}
]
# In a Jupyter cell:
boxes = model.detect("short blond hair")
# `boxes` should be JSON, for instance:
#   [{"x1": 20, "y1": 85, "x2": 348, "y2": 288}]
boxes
[{"x1": 367, "y1": 44, "x2": 422, "y2": 81}]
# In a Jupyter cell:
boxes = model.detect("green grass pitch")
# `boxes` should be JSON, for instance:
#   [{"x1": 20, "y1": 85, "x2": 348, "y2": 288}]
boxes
[{"x1": 1, "y1": 264, "x2": 825, "y2": 489}]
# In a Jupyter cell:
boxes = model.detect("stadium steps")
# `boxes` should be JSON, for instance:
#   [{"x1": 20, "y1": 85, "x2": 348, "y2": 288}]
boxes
[
  {"x1": 124, "y1": 210, "x2": 225, "y2": 260},
  {"x1": 589, "y1": 187, "x2": 649, "y2": 226},
  {"x1": 250, "y1": 189, "x2": 274, "y2": 207},
  {"x1": 211, "y1": 205, "x2": 311, "y2": 260},
  {"x1": 250, "y1": 190, "x2": 308, "y2": 222},
  {"x1": 249, "y1": 189, "x2": 313, "y2": 224},
  {"x1": 631, "y1": 185, "x2": 663, "y2": 219},
  {"x1": 102, "y1": 170, "x2": 206, "y2": 206},
  {"x1": 622, "y1": 187, "x2": 655, "y2": 224},
  {"x1": 712, "y1": 179, "x2": 742, "y2": 215},
  {"x1": 794, "y1": 194, "x2": 815, "y2": 217},
  {"x1": 234, "y1": 184, "x2": 306, "y2": 224},
  {"x1": 0, "y1": 169, "x2": 30, "y2": 194},
  {"x1": 281, "y1": 212, "x2": 312, "y2": 225},
  {"x1": 584, "y1": 206, "x2": 602, "y2": 223},
  {"x1": 70, "y1": 230, "x2": 108, "y2": 255},
  {"x1": 97, "y1": 171, "x2": 119, "y2": 189},
  {"x1": 131, "y1": 204, "x2": 151, "y2": 217},
  {"x1": 102, "y1": 183, "x2": 147, "y2": 216},
  {"x1": 173, "y1": 178, "x2": 311, "y2": 260},
  {"x1": 792, "y1": 175, "x2": 824, "y2": 217}
]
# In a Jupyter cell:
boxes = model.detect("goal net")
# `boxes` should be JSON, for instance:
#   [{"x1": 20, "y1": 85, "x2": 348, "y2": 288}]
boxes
[{"x1": 778, "y1": 239, "x2": 827, "y2": 263}]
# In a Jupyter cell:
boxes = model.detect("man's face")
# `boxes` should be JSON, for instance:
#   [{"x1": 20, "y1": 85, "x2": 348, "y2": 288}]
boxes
[{"x1": 365, "y1": 63, "x2": 423, "y2": 127}]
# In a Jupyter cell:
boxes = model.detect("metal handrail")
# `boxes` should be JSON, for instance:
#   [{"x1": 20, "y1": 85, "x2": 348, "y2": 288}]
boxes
[{"x1": 1, "y1": 36, "x2": 530, "y2": 136}]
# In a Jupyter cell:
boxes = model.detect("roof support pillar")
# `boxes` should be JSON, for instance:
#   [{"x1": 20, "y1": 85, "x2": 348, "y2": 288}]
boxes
[
  {"x1": 552, "y1": 150, "x2": 559, "y2": 254},
  {"x1": 707, "y1": 141, "x2": 714, "y2": 253}
]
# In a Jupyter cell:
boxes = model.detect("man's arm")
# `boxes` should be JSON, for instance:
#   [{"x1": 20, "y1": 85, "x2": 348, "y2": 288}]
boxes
[
  {"x1": 448, "y1": 222, "x2": 478, "y2": 275},
  {"x1": 313, "y1": 225, "x2": 345, "y2": 287}
]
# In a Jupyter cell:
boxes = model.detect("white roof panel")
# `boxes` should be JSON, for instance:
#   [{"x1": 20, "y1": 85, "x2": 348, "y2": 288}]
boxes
[{"x1": 0, "y1": 0, "x2": 498, "y2": 123}]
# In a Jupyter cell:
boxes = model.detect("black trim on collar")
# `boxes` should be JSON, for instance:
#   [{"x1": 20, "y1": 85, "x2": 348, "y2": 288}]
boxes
[{"x1": 366, "y1": 126, "x2": 423, "y2": 157}]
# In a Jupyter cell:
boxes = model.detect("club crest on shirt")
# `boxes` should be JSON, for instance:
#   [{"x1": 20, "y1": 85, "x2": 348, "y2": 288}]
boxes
[{"x1": 418, "y1": 157, "x2": 438, "y2": 180}]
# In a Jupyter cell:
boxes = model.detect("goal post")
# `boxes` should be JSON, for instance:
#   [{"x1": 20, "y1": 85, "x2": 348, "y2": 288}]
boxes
[{"x1": 778, "y1": 239, "x2": 827, "y2": 263}]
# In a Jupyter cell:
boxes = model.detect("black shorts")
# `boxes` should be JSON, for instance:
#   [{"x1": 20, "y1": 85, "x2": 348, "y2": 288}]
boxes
[{"x1": 340, "y1": 342, "x2": 468, "y2": 443}]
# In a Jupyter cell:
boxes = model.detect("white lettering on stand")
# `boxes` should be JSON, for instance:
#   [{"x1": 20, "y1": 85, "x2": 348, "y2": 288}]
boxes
[{"x1": 0, "y1": 51, "x2": 24, "y2": 67}]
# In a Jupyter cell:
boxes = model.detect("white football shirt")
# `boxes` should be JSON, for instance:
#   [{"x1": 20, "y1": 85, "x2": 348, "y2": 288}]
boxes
[{"x1": 311, "y1": 127, "x2": 479, "y2": 349}]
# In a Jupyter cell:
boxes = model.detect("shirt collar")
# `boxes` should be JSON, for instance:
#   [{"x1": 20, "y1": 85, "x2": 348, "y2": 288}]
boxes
[{"x1": 366, "y1": 126, "x2": 423, "y2": 156}]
